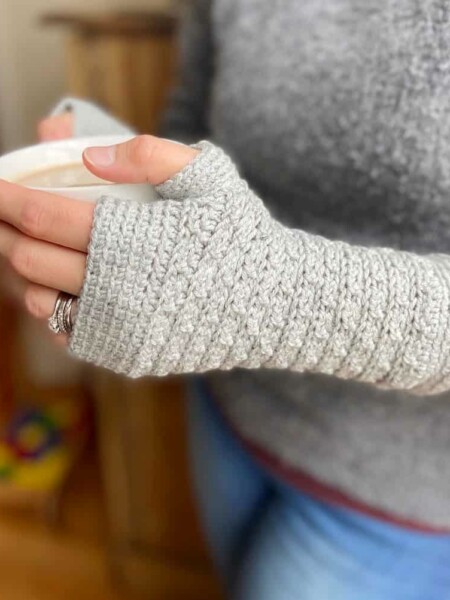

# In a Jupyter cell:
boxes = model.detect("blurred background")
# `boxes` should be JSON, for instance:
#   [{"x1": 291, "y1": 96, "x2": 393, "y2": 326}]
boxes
[
  {"x1": 0, "y1": 1, "x2": 223, "y2": 598},
  {"x1": 0, "y1": 0, "x2": 177, "y2": 150}
]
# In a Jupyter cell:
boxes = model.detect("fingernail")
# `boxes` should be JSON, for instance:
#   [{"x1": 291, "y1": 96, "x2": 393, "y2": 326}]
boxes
[{"x1": 84, "y1": 145, "x2": 116, "y2": 167}]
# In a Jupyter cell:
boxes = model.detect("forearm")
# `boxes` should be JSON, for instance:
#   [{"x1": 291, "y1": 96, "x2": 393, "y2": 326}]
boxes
[
  {"x1": 276, "y1": 230, "x2": 450, "y2": 394},
  {"x1": 70, "y1": 142, "x2": 450, "y2": 394}
]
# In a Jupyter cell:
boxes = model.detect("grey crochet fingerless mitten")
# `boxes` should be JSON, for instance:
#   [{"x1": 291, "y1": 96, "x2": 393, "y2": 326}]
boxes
[{"x1": 70, "y1": 142, "x2": 450, "y2": 394}]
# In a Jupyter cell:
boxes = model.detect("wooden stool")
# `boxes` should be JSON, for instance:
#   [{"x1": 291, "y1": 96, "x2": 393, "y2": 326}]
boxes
[{"x1": 42, "y1": 10, "x2": 179, "y2": 133}]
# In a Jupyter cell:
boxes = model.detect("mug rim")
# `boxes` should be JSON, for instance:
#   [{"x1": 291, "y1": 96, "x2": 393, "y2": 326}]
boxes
[{"x1": 0, "y1": 134, "x2": 134, "y2": 193}]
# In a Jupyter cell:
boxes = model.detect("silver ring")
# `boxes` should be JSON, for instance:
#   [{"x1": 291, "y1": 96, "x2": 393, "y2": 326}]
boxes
[{"x1": 48, "y1": 292, "x2": 77, "y2": 335}]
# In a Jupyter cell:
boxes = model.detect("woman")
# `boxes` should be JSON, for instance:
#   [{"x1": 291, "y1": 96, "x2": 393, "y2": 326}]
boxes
[{"x1": 7, "y1": 0, "x2": 450, "y2": 597}]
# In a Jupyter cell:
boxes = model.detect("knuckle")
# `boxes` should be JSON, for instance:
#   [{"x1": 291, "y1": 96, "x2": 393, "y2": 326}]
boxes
[
  {"x1": 128, "y1": 135, "x2": 158, "y2": 167},
  {"x1": 20, "y1": 199, "x2": 46, "y2": 237},
  {"x1": 37, "y1": 119, "x2": 53, "y2": 140},
  {"x1": 9, "y1": 239, "x2": 33, "y2": 277},
  {"x1": 24, "y1": 286, "x2": 48, "y2": 319},
  {"x1": 38, "y1": 117, "x2": 51, "y2": 128},
  {"x1": 37, "y1": 120, "x2": 47, "y2": 136}
]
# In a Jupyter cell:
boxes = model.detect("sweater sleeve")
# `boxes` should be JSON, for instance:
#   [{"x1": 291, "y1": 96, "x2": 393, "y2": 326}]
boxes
[
  {"x1": 69, "y1": 142, "x2": 450, "y2": 395},
  {"x1": 160, "y1": 0, "x2": 213, "y2": 142}
]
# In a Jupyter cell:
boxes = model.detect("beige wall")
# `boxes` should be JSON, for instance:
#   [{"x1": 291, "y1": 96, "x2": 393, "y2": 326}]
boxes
[{"x1": 0, "y1": 0, "x2": 175, "y2": 151}]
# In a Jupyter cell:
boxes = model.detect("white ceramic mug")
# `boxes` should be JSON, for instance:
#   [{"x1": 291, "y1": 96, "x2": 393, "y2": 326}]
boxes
[{"x1": 0, "y1": 135, "x2": 157, "y2": 203}]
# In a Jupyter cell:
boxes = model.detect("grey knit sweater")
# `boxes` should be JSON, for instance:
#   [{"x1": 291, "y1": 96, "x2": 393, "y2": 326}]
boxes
[{"x1": 61, "y1": 0, "x2": 450, "y2": 528}]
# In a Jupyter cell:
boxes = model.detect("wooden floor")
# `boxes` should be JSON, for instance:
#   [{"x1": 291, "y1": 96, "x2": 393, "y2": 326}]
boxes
[
  {"x1": 0, "y1": 443, "x2": 132, "y2": 600},
  {"x1": 0, "y1": 301, "x2": 221, "y2": 600}
]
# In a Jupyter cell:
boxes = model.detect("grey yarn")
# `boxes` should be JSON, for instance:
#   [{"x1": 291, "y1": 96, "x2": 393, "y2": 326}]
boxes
[
  {"x1": 72, "y1": 141, "x2": 450, "y2": 393},
  {"x1": 64, "y1": 0, "x2": 450, "y2": 528}
]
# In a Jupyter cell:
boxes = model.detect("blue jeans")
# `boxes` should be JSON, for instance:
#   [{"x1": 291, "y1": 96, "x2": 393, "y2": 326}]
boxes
[{"x1": 187, "y1": 383, "x2": 450, "y2": 600}]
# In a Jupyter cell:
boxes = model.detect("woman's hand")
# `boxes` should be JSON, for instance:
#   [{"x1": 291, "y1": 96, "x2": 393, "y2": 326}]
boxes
[
  {"x1": 0, "y1": 136, "x2": 199, "y2": 345},
  {"x1": 83, "y1": 135, "x2": 199, "y2": 184}
]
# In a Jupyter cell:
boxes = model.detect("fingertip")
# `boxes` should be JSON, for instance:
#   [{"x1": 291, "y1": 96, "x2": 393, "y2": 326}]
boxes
[
  {"x1": 84, "y1": 145, "x2": 117, "y2": 169},
  {"x1": 82, "y1": 150, "x2": 94, "y2": 173}
]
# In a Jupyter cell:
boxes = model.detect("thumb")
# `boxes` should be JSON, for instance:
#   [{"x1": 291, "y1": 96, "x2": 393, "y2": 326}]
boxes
[{"x1": 83, "y1": 135, "x2": 199, "y2": 185}]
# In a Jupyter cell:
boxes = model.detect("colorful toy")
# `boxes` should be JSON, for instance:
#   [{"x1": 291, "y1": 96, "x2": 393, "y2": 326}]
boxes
[{"x1": 0, "y1": 397, "x2": 90, "y2": 494}]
